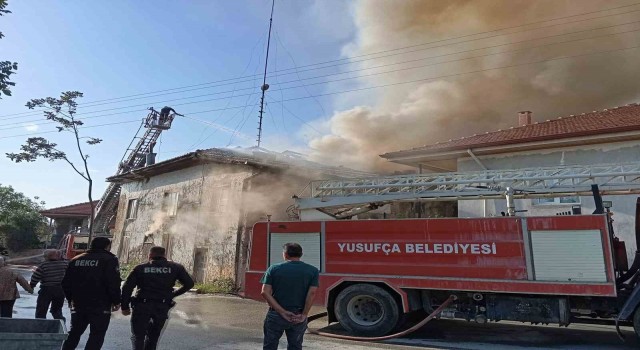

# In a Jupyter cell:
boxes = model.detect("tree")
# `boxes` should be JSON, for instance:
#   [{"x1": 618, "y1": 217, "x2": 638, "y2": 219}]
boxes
[
  {"x1": 6, "y1": 91, "x2": 102, "y2": 243},
  {"x1": 0, "y1": 184, "x2": 47, "y2": 252},
  {"x1": 0, "y1": 0, "x2": 18, "y2": 98}
]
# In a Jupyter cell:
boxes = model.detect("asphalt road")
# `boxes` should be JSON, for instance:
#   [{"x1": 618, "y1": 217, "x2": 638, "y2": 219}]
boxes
[{"x1": 7, "y1": 266, "x2": 640, "y2": 350}]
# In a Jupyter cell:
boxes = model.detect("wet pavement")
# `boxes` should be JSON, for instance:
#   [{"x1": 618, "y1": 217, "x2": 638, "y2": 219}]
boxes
[{"x1": 7, "y1": 266, "x2": 640, "y2": 349}]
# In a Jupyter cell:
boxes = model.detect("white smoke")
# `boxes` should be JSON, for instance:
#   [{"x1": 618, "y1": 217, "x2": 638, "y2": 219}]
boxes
[{"x1": 308, "y1": 0, "x2": 640, "y2": 171}]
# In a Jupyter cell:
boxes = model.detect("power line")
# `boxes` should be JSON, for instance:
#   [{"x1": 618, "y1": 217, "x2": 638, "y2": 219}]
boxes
[
  {"x1": 267, "y1": 44, "x2": 640, "y2": 109},
  {"x1": 2, "y1": 43, "x2": 638, "y2": 140},
  {"x1": 267, "y1": 95, "x2": 322, "y2": 135},
  {"x1": 3, "y1": 23, "x2": 638, "y2": 132},
  {"x1": 2, "y1": 1, "x2": 638, "y2": 120}
]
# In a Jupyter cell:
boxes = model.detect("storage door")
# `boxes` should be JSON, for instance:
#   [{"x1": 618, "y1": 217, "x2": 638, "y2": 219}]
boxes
[
  {"x1": 531, "y1": 230, "x2": 607, "y2": 282},
  {"x1": 269, "y1": 233, "x2": 321, "y2": 270}
]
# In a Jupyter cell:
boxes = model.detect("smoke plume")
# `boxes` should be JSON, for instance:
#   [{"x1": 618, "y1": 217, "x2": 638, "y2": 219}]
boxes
[{"x1": 309, "y1": 0, "x2": 640, "y2": 172}]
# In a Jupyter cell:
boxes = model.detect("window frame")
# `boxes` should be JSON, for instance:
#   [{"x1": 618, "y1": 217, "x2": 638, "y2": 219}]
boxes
[
  {"x1": 534, "y1": 196, "x2": 581, "y2": 205},
  {"x1": 126, "y1": 198, "x2": 139, "y2": 219},
  {"x1": 163, "y1": 192, "x2": 179, "y2": 217}
]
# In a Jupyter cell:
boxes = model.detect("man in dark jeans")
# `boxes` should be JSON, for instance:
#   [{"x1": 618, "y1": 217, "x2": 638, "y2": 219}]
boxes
[
  {"x1": 121, "y1": 246, "x2": 194, "y2": 350},
  {"x1": 261, "y1": 243, "x2": 319, "y2": 350},
  {"x1": 30, "y1": 249, "x2": 68, "y2": 321},
  {"x1": 61, "y1": 237, "x2": 121, "y2": 350}
]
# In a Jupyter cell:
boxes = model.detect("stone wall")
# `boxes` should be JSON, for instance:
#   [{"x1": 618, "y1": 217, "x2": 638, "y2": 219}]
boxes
[{"x1": 111, "y1": 163, "x2": 254, "y2": 283}]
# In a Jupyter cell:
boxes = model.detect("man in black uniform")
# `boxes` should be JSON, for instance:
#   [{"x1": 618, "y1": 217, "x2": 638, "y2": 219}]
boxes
[
  {"x1": 61, "y1": 237, "x2": 121, "y2": 350},
  {"x1": 121, "y1": 246, "x2": 194, "y2": 350}
]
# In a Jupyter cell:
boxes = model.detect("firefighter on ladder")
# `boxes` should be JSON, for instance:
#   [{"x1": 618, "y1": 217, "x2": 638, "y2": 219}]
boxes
[{"x1": 158, "y1": 106, "x2": 183, "y2": 126}]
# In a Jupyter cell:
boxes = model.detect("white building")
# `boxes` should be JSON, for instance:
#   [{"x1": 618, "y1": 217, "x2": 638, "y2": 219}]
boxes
[
  {"x1": 381, "y1": 104, "x2": 640, "y2": 260},
  {"x1": 107, "y1": 147, "x2": 371, "y2": 286}
]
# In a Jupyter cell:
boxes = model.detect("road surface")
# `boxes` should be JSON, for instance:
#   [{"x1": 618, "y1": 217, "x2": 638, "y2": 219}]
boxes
[{"x1": 8, "y1": 266, "x2": 639, "y2": 349}]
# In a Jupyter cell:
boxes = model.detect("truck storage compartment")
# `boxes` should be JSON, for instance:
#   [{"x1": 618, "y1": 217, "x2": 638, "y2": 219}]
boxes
[
  {"x1": 486, "y1": 295, "x2": 570, "y2": 325},
  {"x1": 531, "y1": 229, "x2": 607, "y2": 282}
]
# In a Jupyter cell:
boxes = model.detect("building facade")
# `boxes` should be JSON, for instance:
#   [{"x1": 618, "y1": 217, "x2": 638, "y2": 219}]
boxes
[
  {"x1": 381, "y1": 104, "x2": 640, "y2": 260},
  {"x1": 107, "y1": 148, "x2": 371, "y2": 287}
]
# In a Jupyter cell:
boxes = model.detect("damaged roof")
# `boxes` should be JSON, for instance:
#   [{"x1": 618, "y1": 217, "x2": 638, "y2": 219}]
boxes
[
  {"x1": 107, "y1": 147, "x2": 374, "y2": 183},
  {"x1": 382, "y1": 103, "x2": 640, "y2": 159},
  {"x1": 40, "y1": 201, "x2": 98, "y2": 218}
]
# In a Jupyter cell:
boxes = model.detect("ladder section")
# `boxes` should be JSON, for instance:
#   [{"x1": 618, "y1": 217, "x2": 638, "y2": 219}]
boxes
[
  {"x1": 93, "y1": 110, "x2": 175, "y2": 234},
  {"x1": 296, "y1": 162, "x2": 640, "y2": 210}
]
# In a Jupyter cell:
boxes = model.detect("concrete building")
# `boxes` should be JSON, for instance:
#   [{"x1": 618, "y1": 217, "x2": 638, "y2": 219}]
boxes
[
  {"x1": 107, "y1": 147, "x2": 371, "y2": 286},
  {"x1": 381, "y1": 103, "x2": 640, "y2": 259},
  {"x1": 40, "y1": 201, "x2": 97, "y2": 246}
]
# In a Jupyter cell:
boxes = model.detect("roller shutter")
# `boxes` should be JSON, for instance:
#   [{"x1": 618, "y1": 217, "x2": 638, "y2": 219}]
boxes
[
  {"x1": 531, "y1": 229, "x2": 607, "y2": 282},
  {"x1": 269, "y1": 232, "x2": 321, "y2": 270}
]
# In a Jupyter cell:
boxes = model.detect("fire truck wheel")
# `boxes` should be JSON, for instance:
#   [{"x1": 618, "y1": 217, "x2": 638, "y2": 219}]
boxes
[
  {"x1": 634, "y1": 308, "x2": 640, "y2": 339},
  {"x1": 334, "y1": 284, "x2": 400, "y2": 337}
]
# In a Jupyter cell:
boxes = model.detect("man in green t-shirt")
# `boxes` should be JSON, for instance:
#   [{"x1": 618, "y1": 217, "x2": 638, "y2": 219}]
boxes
[{"x1": 260, "y1": 242, "x2": 319, "y2": 350}]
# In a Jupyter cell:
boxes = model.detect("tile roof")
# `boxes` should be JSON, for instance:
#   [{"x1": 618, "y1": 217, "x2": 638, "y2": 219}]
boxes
[
  {"x1": 382, "y1": 103, "x2": 640, "y2": 158},
  {"x1": 40, "y1": 201, "x2": 98, "y2": 218},
  {"x1": 107, "y1": 147, "x2": 376, "y2": 183}
]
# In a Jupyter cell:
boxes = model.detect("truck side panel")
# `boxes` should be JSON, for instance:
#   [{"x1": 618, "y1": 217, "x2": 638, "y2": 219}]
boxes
[
  {"x1": 243, "y1": 216, "x2": 617, "y2": 308},
  {"x1": 325, "y1": 218, "x2": 527, "y2": 280}
]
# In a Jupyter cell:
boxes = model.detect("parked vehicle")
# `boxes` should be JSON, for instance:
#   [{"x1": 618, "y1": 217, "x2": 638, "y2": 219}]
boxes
[{"x1": 57, "y1": 232, "x2": 90, "y2": 260}]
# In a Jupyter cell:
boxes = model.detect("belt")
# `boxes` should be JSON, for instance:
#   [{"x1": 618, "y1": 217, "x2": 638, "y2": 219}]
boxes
[{"x1": 136, "y1": 298, "x2": 169, "y2": 303}]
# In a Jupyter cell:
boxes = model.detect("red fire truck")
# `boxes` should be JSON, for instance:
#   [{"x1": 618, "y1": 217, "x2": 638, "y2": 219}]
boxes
[{"x1": 243, "y1": 163, "x2": 640, "y2": 338}]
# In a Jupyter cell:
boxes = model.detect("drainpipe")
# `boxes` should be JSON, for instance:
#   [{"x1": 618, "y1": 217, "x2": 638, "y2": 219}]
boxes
[{"x1": 467, "y1": 149, "x2": 487, "y2": 170}]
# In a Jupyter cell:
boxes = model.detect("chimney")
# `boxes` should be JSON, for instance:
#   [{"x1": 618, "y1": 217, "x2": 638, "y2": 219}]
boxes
[{"x1": 518, "y1": 111, "x2": 532, "y2": 126}]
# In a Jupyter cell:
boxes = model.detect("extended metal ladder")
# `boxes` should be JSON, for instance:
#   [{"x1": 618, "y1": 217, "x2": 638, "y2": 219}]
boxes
[
  {"x1": 92, "y1": 109, "x2": 175, "y2": 234},
  {"x1": 295, "y1": 162, "x2": 640, "y2": 217}
]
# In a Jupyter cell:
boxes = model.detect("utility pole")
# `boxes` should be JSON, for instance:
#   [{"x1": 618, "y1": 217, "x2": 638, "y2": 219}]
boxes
[{"x1": 257, "y1": 0, "x2": 275, "y2": 147}]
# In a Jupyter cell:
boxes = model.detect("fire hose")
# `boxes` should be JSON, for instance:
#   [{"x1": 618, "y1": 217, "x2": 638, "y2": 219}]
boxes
[{"x1": 306, "y1": 294, "x2": 457, "y2": 341}]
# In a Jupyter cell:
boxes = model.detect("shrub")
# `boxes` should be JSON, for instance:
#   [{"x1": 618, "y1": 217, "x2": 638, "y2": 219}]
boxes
[{"x1": 194, "y1": 278, "x2": 237, "y2": 294}]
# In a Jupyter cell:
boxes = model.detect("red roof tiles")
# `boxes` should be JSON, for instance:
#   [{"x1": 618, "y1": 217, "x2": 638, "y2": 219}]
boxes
[
  {"x1": 382, "y1": 103, "x2": 640, "y2": 157},
  {"x1": 40, "y1": 201, "x2": 98, "y2": 218}
]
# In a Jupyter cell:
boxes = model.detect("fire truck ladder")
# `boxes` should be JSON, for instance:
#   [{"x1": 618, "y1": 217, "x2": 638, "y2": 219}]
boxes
[
  {"x1": 92, "y1": 108, "x2": 177, "y2": 234},
  {"x1": 295, "y1": 162, "x2": 640, "y2": 219}
]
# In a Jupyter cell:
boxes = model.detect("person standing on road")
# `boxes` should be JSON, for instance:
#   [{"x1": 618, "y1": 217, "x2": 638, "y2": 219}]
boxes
[
  {"x1": 121, "y1": 246, "x2": 194, "y2": 350},
  {"x1": 30, "y1": 249, "x2": 68, "y2": 321},
  {"x1": 261, "y1": 243, "x2": 319, "y2": 350},
  {"x1": 0, "y1": 256, "x2": 34, "y2": 317},
  {"x1": 61, "y1": 237, "x2": 121, "y2": 350}
]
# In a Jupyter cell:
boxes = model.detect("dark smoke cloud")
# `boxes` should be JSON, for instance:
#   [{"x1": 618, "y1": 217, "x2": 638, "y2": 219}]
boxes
[{"x1": 309, "y1": 0, "x2": 640, "y2": 172}]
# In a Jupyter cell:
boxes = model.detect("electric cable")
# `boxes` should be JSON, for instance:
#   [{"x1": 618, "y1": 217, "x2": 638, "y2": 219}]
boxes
[
  {"x1": 3, "y1": 22, "x2": 639, "y2": 132},
  {"x1": 2, "y1": 44, "x2": 638, "y2": 140},
  {"x1": 1, "y1": 2, "x2": 638, "y2": 120}
]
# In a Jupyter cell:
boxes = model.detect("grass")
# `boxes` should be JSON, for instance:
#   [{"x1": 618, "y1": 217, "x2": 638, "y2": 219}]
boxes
[{"x1": 194, "y1": 278, "x2": 237, "y2": 294}]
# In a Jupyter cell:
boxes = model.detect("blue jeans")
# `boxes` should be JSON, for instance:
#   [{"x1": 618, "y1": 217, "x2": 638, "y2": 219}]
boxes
[{"x1": 263, "y1": 309, "x2": 307, "y2": 350}]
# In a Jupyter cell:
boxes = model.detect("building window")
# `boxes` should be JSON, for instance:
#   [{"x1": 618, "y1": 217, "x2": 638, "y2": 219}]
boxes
[
  {"x1": 163, "y1": 192, "x2": 179, "y2": 217},
  {"x1": 126, "y1": 199, "x2": 139, "y2": 219},
  {"x1": 535, "y1": 196, "x2": 580, "y2": 205}
]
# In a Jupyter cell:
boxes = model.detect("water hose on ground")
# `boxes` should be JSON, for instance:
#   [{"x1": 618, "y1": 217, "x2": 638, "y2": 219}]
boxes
[{"x1": 306, "y1": 295, "x2": 457, "y2": 341}]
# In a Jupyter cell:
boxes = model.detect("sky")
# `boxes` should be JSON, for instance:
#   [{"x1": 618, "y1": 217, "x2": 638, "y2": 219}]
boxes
[
  {"x1": 0, "y1": 0, "x2": 360, "y2": 208},
  {"x1": 1, "y1": 0, "x2": 639, "y2": 209}
]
